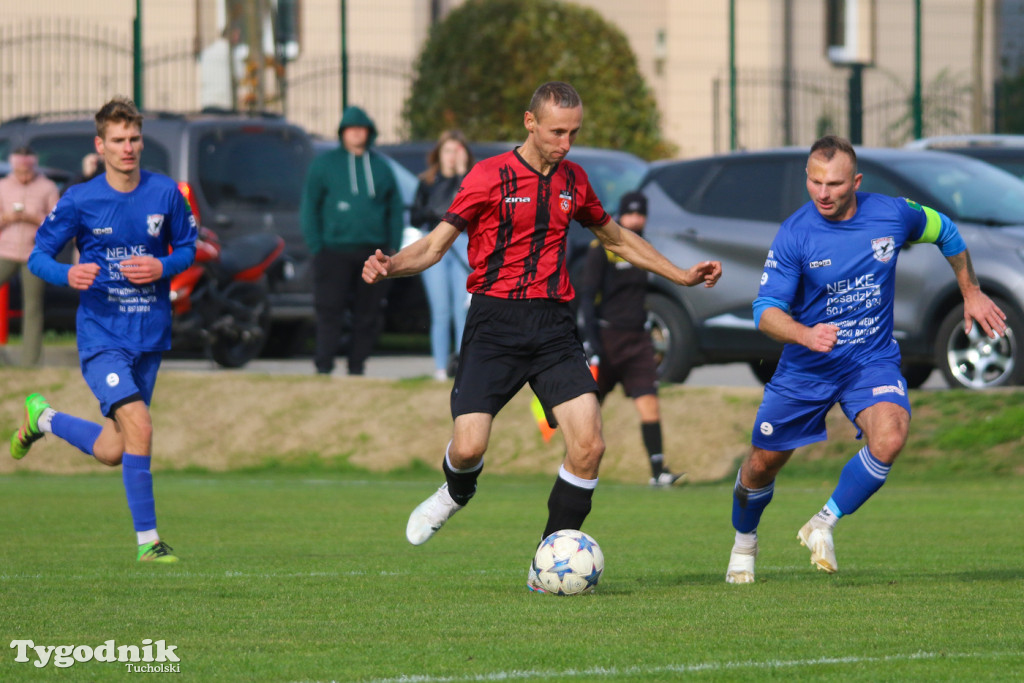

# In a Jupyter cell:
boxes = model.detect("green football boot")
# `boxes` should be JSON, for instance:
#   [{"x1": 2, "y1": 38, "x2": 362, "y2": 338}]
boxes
[
  {"x1": 10, "y1": 393, "x2": 50, "y2": 460},
  {"x1": 137, "y1": 541, "x2": 179, "y2": 563}
]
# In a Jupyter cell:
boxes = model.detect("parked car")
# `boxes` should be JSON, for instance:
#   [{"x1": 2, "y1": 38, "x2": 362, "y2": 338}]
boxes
[
  {"x1": 638, "y1": 146, "x2": 1024, "y2": 389},
  {"x1": 905, "y1": 134, "x2": 1024, "y2": 181},
  {"x1": 377, "y1": 141, "x2": 649, "y2": 282}
]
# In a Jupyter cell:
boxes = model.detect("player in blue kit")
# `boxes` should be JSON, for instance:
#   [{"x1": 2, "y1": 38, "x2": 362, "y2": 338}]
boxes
[
  {"x1": 725, "y1": 135, "x2": 1007, "y2": 583},
  {"x1": 9, "y1": 97, "x2": 197, "y2": 563}
]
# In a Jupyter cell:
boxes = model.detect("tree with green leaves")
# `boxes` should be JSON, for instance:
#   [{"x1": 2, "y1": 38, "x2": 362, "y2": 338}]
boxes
[{"x1": 403, "y1": 0, "x2": 673, "y2": 160}]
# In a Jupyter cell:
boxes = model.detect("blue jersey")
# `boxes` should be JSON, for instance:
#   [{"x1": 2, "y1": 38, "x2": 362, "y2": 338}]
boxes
[
  {"x1": 758, "y1": 192, "x2": 944, "y2": 378},
  {"x1": 30, "y1": 171, "x2": 197, "y2": 352}
]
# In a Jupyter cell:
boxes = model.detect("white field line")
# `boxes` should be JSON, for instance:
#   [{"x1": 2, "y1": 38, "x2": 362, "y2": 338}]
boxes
[{"x1": 343, "y1": 651, "x2": 1020, "y2": 683}]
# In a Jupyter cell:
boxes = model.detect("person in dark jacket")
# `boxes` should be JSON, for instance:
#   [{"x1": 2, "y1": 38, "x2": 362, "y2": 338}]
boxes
[
  {"x1": 300, "y1": 106, "x2": 404, "y2": 375},
  {"x1": 409, "y1": 130, "x2": 475, "y2": 380},
  {"x1": 578, "y1": 190, "x2": 684, "y2": 487}
]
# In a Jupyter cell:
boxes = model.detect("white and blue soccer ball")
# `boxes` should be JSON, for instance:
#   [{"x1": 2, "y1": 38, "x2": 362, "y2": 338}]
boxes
[{"x1": 532, "y1": 529, "x2": 604, "y2": 595}]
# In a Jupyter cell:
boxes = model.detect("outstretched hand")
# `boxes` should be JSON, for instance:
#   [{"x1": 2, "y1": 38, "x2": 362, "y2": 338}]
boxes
[
  {"x1": 362, "y1": 249, "x2": 391, "y2": 284},
  {"x1": 686, "y1": 260, "x2": 723, "y2": 288},
  {"x1": 963, "y1": 289, "x2": 1007, "y2": 339}
]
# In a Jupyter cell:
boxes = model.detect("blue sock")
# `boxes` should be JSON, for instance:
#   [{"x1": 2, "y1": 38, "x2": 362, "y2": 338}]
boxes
[
  {"x1": 122, "y1": 454, "x2": 156, "y2": 532},
  {"x1": 830, "y1": 446, "x2": 891, "y2": 516},
  {"x1": 731, "y1": 470, "x2": 775, "y2": 533},
  {"x1": 50, "y1": 412, "x2": 102, "y2": 456}
]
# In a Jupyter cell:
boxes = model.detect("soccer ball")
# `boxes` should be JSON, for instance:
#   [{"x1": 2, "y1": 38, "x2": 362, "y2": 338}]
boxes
[{"x1": 531, "y1": 529, "x2": 604, "y2": 595}]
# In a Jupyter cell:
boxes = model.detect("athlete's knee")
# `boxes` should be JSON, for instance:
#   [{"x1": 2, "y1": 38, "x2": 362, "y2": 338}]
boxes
[
  {"x1": 744, "y1": 447, "x2": 790, "y2": 486},
  {"x1": 449, "y1": 437, "x2": 487, "y2": 467},
  {"x1": 867, "y1": 429, "x2": 907, "y2": 464},
  {"x1": 92, "y1": 443, "x2": 124, "y2": 467}
]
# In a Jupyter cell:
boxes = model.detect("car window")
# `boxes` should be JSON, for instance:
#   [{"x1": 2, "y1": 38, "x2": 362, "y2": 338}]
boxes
[
  {"x1": 692, "y1": 159, "x2": 789, "y2": 222},
  {"x1": 568, "y1": 154, "x2": 647, "y2": 213},
  {"x1": 854, "y1": 163, "x2": 905, "y2": 198},
  {"x1": 198, "y1": 129, "x2": 309, "y2": 210},
  {"x1": 889, "y1": 157, "x2": 1024, "y2": 225},
  {"x1": 21, "y1": 133, "x2": 171, "y2": 176},
  {"x1": 648, "y1": 158, "x2": 714, "y2": 210}
]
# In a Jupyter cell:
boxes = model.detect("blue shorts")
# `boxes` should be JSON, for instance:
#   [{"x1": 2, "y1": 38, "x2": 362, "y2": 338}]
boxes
[
  {"x1": 80, "y1": 348, "x2": 163, "y2": 418},
  {"x1": 751, "y1": 362, "x2": 912, "y2": 452}
]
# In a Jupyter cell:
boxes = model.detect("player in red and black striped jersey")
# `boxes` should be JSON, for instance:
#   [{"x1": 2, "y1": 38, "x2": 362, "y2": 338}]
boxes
[{"x1": 363, "y1": 81, "x2": 723, "y2": 589}]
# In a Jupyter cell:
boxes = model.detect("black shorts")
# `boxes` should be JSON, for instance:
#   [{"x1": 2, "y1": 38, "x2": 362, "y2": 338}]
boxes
[
  {"x1": 596, "y1": 327, "x2": 659, "y2": 400},
  {"x1": 451, "y1": 294, "x2": 597, "y2": 426}
]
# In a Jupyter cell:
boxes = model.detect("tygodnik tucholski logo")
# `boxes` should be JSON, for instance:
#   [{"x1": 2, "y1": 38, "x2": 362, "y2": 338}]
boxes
[{"x1": 10, "y1": 638, "x2": 180, "y2": 672}]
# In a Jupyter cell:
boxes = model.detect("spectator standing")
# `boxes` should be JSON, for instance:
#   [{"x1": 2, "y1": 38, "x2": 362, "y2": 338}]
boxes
[
  {"x1": 410, "y1": 130, "x2": 475, "y2": 380},
  {"x1": 10, "y1": 97, "x2": 197, "y2": 563},
  {"x1": 66, "y1": 152, "x2": 105, "y2": 192},
  {"x1": 300, "y1": 106, "x2": 404, "y2": 375},
  {"x1": 0, "y1": 147, "x2": 60, "y2": 366},
  {"x1": 578, "y1": 190, "x2": 684, "y2": 487}
]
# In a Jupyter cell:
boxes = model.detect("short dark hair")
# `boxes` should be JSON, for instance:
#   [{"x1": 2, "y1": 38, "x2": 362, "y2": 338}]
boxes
[
  {"x1": 11, "y1": 146, "x2": 35, "y2": 156},
  {"x1": 528, "y1": 82, "x2": 582, "y2": 117},
  {"x1": 810, "y1": 134, "x2": 857, "y2": 171},
  {"x1": 95, "y1": 96, "x2": 143, "y2": 139}
]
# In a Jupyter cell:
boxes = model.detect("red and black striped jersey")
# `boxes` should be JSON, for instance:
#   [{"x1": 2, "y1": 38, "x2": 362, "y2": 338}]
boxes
[{"x1": 442, "y1": 148, "x2": 609, "y2": 301}]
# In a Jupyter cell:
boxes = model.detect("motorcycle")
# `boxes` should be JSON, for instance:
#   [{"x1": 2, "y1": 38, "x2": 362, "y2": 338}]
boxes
[{"x1": 170, "y1": 226, "x2": 285, "y2": 368}]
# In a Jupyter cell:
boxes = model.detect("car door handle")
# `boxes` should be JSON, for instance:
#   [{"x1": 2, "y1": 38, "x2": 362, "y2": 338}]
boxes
[{"x1": 673, "y1": 228, "x2": 700, "y2": 242}]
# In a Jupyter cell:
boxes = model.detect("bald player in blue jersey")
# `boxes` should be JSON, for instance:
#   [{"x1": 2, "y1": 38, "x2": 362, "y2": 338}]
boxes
[
  {"x1": 725, "y1": 135, "x2": 1007, "y2": 584},
  {"x1": 9, "y1": 97, "x2": 197, "y2": 563}
]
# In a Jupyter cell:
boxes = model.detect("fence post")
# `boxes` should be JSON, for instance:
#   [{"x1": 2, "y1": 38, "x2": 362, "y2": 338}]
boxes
[{"x1": 0, "y1": 283, "x2": 9, "y2": 344}]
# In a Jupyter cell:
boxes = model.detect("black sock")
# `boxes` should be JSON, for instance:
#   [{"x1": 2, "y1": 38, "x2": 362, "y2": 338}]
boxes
[
  {"x1": 542, "y1": 475, "x2": 595, "y2": 540},
  {"x1": 642, "y1": 421, "x2": 664, "y2": 476},
  {"x1": 442, "y1": 457, "x2": 482, "y2": 506}
]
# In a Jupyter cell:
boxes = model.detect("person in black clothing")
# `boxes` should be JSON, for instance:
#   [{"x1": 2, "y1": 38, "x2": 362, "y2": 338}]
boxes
[
  {"x1": 578, "y1": 190, "x2": 684, "y2": 487},
  {"x1": 410, "y1": 131, "x2": 475, "y2": 380}
]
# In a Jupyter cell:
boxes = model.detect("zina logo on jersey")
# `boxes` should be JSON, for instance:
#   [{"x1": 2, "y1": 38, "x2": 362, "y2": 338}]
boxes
[{"x1": 146, "y1": 214, "x2": 164, "y2": 238}]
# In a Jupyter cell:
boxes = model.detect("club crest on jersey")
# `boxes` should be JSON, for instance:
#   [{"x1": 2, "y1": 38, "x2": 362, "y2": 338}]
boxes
[
  {"x1": 146, "y1": 214, "x2": 164, "y2": 237},
  {"x1": 871, "y1": 236, "x2": 895, "y2": 263},
  {"x1": 558, "y1": 190, "x2": 573, "y2": 214}
]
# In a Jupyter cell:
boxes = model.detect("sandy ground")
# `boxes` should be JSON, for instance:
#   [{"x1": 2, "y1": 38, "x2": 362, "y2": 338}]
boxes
[{"x1": 0, "y1": 367, "x2": 839, "y2": 484}]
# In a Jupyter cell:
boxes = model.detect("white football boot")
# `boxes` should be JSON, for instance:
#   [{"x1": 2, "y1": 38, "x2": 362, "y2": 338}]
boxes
[
  {"x1": 649, "y1": 471, "x2": 685, "y2": 487},
  {"x1": 526, "y1": 562, "x2": 547, "y2": 593},
  {"x1": 406, "y1": 484, "x2": 463, "y2": 545},
  {"x1": 725, "y1": 540, "x2": 758, "y2": 584},
  {"x1": 798, "y1": 519, "x2": 838, "y2": 574}
]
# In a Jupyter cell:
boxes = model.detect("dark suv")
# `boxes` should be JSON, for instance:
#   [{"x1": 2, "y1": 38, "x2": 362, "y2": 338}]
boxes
[
  {"x1": 0, "y1": 111, "x2": 317, "y2": 339},
  {"x1": 638, "y1": 147, "x2": 1024, "y2": 390}
]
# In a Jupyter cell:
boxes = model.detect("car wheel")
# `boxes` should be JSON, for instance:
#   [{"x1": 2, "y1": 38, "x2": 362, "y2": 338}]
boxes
[
  {"x1": 645, "y1": 293, "x2": 697, "y2": 384},
  {"x1": 748, "y1": 359, "x2": 778, "y2": 385},
  {"x1": 900, "y1": 362, "x2": 933, "y2": 389},
  {"x1": 209, "y1": 282, "x2": 271, "y2": 368},
  {"x1": 934, "y1": 297, "x2": 1023, "y2": 389}
]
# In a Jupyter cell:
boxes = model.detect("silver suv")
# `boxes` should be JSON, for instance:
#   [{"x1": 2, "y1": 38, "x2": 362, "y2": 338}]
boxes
[{"x1": 639, "y1": 147, "x2": 1024, "y2": 389}]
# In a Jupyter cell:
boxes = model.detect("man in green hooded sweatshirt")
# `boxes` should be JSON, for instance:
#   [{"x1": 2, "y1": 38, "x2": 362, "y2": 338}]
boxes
[{"x1": 301, "y1": 105, "x2": 404, "y2": 375}]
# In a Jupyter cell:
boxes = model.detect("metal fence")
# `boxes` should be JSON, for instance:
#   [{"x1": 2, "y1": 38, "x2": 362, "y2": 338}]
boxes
[
  {"x1": 0, "y1": 17, "x2": 196, "y2": 120},
  {"x1": 0, "y1": 17, "x2": 411, "y2": 143},
  {"x1": 713, "y1": 66, "x2": 979, "y2": 153}
]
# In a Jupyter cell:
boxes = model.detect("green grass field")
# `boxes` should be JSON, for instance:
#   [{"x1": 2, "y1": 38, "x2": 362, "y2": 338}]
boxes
[{"x1": 1, "y1": 466, "x2": 1022, "y2": 681}]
